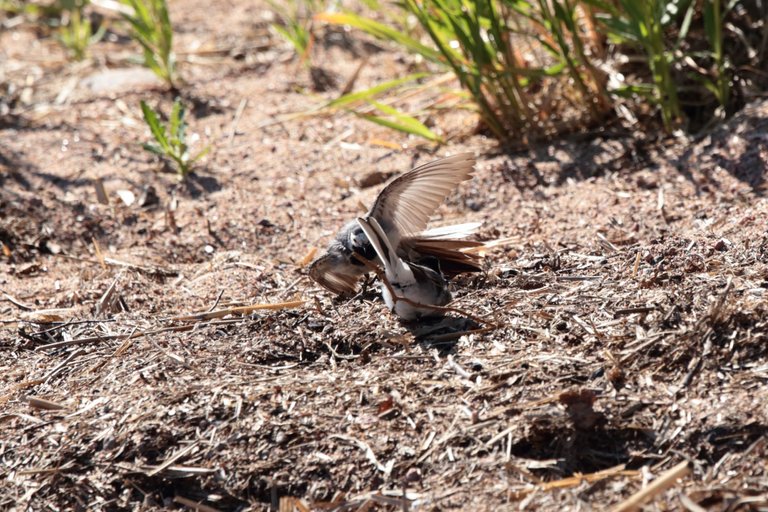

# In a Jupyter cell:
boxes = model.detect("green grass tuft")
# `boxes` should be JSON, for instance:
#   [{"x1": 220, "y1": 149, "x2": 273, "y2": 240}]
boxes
[
  {"x1": 140, "y1": 98, "x2": 210, "y2": 178},
  {"x1": 121, "y1": 0, "x2": 177, "y2": 88}
]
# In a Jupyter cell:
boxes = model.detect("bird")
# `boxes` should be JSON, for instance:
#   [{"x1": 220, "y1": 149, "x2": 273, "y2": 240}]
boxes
[
  {"x1": 308, "y1": 152, "x2": 484, "y2": 296},
  {"x1": 355, "y1": 216, "x2": 451, "y2": 320}
]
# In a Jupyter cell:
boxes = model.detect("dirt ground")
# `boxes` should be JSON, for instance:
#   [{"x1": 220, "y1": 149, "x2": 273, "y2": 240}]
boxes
[{"x1": 2, "y1": 2, "x2": 767, "y2": 511}]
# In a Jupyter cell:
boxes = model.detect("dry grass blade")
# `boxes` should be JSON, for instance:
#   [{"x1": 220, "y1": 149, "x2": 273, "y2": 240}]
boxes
[
  {"x1": 43, "y1": 348, "x2": 84, "y2": 383},
  {"x1": 92, "y1": 237, "x2": 106, "y2": 270},
  {"x1": 330, "y1": 434, "x2": 393, "y2": 475},
  {"x1": 297, "y1": 246, "x2": 317, "y2": 267},
  {"x1": 509, "y1": 464, "x2": 641, "y2": 499},
  {"x1": 103, "y1": 257, "x2": 177, "y2": 276},
  {"x1": 170, "y1": 300, "x2": 305, "y2": 322},
  {"x1": 172, "y1": 495, "x2": 222, "y2": 512},
  {"x1": 93, "y1": 177, "x2": 109, "y2": 205},
  {"x1": 27, "y1": 397, "x2": 68, "y2": 411},
  {"x1": 612, "y1": 461, "x2": 692, "y2": 512},
  {"x1": 96, "y1": 276, "x2": 121, "y2": 316},
  {"x1": 279, "y1": 497, "x2": 311, "y2": 512},
  {"x1": 542, "y1": 464, "x2": 639, "y2": 490},
  {"x1": 146, "y1": 442, "x2": 199, "y2": 476},
  {"x1": 227, "y1": 98, "x2": 248, "y2": 146},
  {"x1": 4, "y1": 292, "x2": 34, "y2": 310},
  {"x1": 20, "y1": 308, "x2": 78, "y2": 323}
]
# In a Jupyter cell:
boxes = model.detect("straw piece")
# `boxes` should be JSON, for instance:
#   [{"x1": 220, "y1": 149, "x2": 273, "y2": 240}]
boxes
[
  {"x1": 170, "y1": 300, "x2": 305, "y2": 322},
  {"x1": 297, "y1": 247, "x2": 318, "y2": 268},
  {"x1": 612, "y1": 461, "x2": 692, "y2": 512},
  {"x1": 28, "y1": 397, "x2": 68, "y2": 411},
  {"x1": 172, "y1": 495, "x2": 222, "y2": 512}
]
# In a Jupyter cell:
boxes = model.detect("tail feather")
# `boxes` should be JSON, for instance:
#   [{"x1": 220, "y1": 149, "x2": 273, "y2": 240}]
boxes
[
  {"x1": 417, "y1": 222, "x2": 482, "y2": 240},
  {"x1": 411, "y1": 239, "x2": 484, "y2": 251},
  {"x1": 409, "y1": 240, "x2": 483, "y2": 275}
]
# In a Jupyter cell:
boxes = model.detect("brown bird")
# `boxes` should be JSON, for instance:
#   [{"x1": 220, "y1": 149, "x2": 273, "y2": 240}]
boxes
[{"x1": 309, "y1": 152, "x2": 484, "y2": 296}]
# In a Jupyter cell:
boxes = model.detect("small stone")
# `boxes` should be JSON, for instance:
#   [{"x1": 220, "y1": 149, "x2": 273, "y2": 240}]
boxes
[
  {"x1": 404, "y1": 467, "x2": 421, "y2": 483},
  {"x1": 139, "y1": 185, "x2": 159, "y2": 208},
  {"x1": 714, "y1": 238, "x2": 731, "y2": 251}
]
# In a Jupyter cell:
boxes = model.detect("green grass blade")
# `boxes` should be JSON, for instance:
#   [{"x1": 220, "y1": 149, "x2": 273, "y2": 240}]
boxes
[
  {"x1": 595, "y1": 14, "x2": 638, "y2": 44},
  {"x1": 190, "y1": 145, "x2": 211, "y2": 163},
  {"x1": 272, "y1": 23, "x2": 301, "y2": 49},
  {"x1": 364, "y1": 99, "x2": 443, "y2": 142},
  {"x1": 169, "y1": 98, "x2": 183, "y2": 145},
  {"x1": 674, "y1": 0, "x2": 697, "y2": 51},
  {"x1": 353, "y1": 110, "x2": 442, "y2": 143},
  {"x1": 315, "y1": 11, "x2": 444, "y2": 63},
  {"x1": 121, "y1": 0, "x2": 176, "y2": 87},
  {"x1": 140, "y1": 100, "x2": 170, "y2": 151},
  {"x1": 325, "y1": 73, "x2": 428, "y2": 109},
  {"x1": 141, "y1": 142, "x2": 164, "y2": 155}
]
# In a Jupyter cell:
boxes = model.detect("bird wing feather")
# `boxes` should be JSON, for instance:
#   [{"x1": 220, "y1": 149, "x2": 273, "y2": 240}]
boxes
[
  {"x1": 308, "y1": 253, "x2": 361, "y2": 295},
  {"x1": 367, "y1": 153, "x2": 475, "y2": 247},
  {"x1": 356, "y1": 217, "x2": 399, "y2": 279}
]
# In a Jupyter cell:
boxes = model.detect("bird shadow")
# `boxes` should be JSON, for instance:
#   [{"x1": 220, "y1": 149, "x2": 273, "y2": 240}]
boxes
[{"x1": 406, "y1": 315, "x2": 483, "y2": 354}]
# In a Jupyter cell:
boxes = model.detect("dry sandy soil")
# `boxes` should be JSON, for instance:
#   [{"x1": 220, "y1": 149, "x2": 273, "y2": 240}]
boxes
[{"x1": 2, "y1": 1, "x2": 767, "y2": 511}]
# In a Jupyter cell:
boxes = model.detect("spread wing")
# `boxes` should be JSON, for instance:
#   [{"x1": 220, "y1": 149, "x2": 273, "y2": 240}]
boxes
[
  {"x1": 308, "y1": 252, "x2": 363, "y2": 296},
  {"x1": 367, "y1": 153, "x2": 475, "y2": 248}
]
